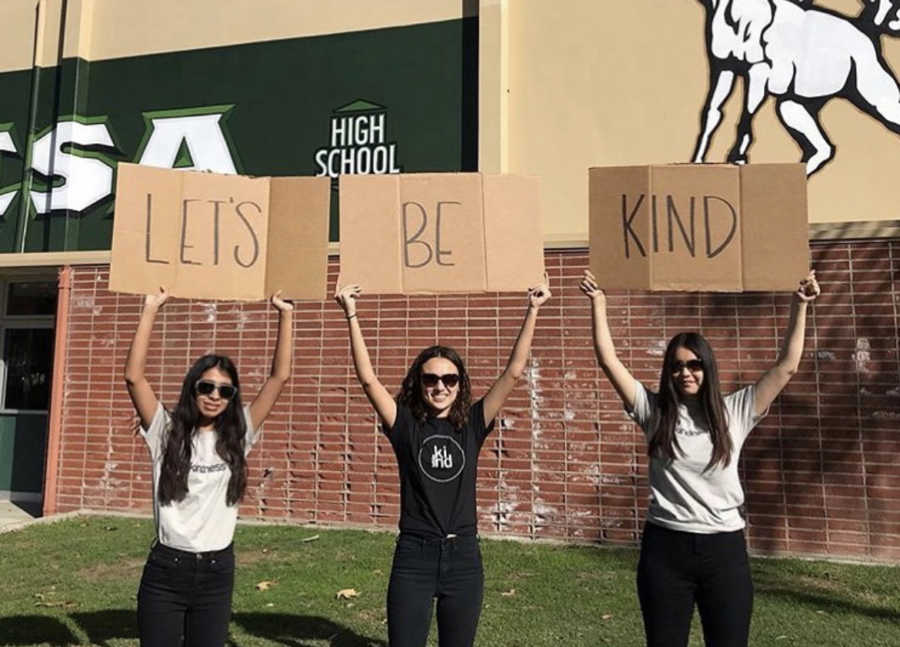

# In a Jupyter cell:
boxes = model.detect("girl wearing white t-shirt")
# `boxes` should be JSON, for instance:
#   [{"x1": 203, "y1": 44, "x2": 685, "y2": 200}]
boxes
[
  {"x1": 580, "y1": 269, "x2": 820, "y2": 647},
  {"x1": 124, "y1": 287, "x2": 293, "y2": 647}
]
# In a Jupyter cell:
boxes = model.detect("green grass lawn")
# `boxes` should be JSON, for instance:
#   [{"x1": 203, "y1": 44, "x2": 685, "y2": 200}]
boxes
[{"x1": 0, "y1": 516, "x2": 897, "y2": 646}]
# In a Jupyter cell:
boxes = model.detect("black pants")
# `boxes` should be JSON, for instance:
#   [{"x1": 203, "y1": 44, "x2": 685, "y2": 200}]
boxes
[
  {"x1": 637, "y1": 522, "x2": 753, "y2": 647},
  {"x1": 387, "y1": 533, "x2": 484, "y2": 647},
  {"x1": 137, "y1": 541, "x2": 235, "y2": 647}
]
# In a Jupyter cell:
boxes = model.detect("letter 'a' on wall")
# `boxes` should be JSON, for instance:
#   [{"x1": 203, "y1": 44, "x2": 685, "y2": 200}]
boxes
[
  {"x1": 338, "y1": 173, "x2": 545, "y2": 294},
  {"x1": 108, "y1": 163, "x2": 330, "y2": 300},
  {"x1": 588, "y1": 163, "x2": 809, "y2": 292}
]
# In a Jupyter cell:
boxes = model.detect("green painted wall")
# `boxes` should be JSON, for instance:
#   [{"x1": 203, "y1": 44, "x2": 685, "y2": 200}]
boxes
[
  {"x1": 0, "y1": 414, "x2": 47, "y2": 494},
  {"x1": 0, "y1": 17, "x2": 478, "y2": 251}
]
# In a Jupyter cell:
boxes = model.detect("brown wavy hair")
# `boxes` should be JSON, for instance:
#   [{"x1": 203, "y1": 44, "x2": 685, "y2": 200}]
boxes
[
  {"x1": 397, "y1": 345, "x2": 472, "y2": 431},
  {"x1": 158, "y1": 354, "x2": 248, "y2": 506},
  {"x1": 649, "y1": 332, "x2": 731, "y2": 472}
]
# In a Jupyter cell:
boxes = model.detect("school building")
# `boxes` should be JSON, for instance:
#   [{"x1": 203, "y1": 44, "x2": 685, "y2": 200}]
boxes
[{"x1": 0, "y1": 0, "x2": 898, "y2": 560}]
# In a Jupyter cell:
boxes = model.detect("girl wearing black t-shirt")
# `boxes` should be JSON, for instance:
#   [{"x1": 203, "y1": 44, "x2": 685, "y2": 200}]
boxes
[{"x1": 335, "y1": 280, "x2": 551, "y2": 647}]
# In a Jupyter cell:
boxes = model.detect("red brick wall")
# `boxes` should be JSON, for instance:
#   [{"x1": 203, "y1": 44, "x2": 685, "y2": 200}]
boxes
[{"x1": 52, "y1": 241, "x2": 900, "y2": 561}]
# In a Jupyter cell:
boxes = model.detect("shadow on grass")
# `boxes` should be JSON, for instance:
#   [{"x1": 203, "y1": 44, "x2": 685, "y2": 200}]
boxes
[
  {"x1": 231, "y1": 612, "x2": 387, "y2": 646},
  {"x1": 0, "y1": 610, "x2": 385, "y2": 646},
  {"x1": 71, "y1": 609, "x2": 137, "y2": 644},
  {"x1": 0, "y1": 615, "x2": 78, "y2": 645},
  {"x1": 754, "y1": 566, "x2": 900, "y2": 623}
]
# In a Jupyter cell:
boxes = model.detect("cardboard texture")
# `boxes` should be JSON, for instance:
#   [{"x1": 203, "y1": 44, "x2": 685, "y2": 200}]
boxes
[
  {"x1": 109, "y1": 163, "x2": 330, "y2": 300},
  {"x1": 339, "y1": 173, "x2": 545, "y2": 294},
  {"x1": 589, "y1": 163, "x2": 809, "y2": 292}
]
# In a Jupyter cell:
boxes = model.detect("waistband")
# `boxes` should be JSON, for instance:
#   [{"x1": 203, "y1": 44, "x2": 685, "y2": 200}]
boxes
[
  {"x1": 398, "y1": 532, "x2": 478, "y2": 546},
  {"x1": 151, "y1": 539, "x2": 234, "y2": 561},
  {"x1": 644, "y1": 521, "x2": 745, "y2": 538}
]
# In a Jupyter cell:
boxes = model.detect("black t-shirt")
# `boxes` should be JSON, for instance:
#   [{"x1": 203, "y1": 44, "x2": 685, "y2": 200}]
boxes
[{"x1": 386, "y1": 399, "x2": 495, "y2": 539}]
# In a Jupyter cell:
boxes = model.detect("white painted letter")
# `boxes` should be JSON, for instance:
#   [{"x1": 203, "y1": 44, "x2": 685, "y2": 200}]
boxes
[
  {"x1": 138, "y1": 113, "x2": 237, "y2": 173},
  {"x1": 30, "y1": 121, "x2": 115, "y2": 213},
  {"x1": 0, "y1": 131, "x2": 17, "y2": 215}
]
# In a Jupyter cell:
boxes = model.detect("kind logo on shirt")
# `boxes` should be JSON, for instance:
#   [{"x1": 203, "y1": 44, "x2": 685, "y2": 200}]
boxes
[{"x1": 418, "y1": 435, "x2": 465, "y2": 483}]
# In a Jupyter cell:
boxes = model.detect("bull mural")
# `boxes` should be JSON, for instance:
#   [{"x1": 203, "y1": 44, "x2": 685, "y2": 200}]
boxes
[{"x1": 693, "y1": 0, "x2": 900, "y2": 174}]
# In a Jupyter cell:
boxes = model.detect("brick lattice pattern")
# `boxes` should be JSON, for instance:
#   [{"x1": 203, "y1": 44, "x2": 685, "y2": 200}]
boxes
[{"x1": 53, "y1": 242, "x2": 900, "y2": 560}]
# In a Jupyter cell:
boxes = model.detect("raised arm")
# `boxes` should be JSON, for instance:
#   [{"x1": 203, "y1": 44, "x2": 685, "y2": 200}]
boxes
[
  {"x1": 753, "y1": 270, "x2": 820, "y2": 416},
  {"x1": 249, "y1": 291, "x2": 294, "y2": 427},
  {"x1": 335, "y1": 284, "x2": 397, "y2": 429},
  {"x1": 124, "y1": 287, "x2": 168, "y2": 429},
  {"x1": 482, "y1": 277, "x2": 552, "y2": 426},
  {"x1": 580, "y1": 270, "x2": 637, "y2": 410}
]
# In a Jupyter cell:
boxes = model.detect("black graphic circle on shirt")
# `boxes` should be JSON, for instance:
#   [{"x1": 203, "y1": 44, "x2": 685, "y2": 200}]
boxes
[{"x1": 417, "y1": 434, "x2": 465, "y2": 483}]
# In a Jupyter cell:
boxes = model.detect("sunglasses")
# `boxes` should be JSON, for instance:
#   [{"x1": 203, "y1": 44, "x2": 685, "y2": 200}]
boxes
[
  {"x1": 195, "y1": 379, "x2": 237, "y2": 400},
  {"x1": 671, "y1": 359, "x2": 704, "y2": 373},
  {"x1": 421, "y1": 373, "x2": 460, "y2": 388}
]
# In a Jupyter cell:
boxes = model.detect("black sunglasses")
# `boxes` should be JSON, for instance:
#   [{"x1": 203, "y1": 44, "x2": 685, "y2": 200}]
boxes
[
  {"x1": 671, "y1": 359, "x2": 704, "y2": 373},
  {"x1": 195, "y1": 379, "x2": 237, "y2": 400},
  {"x1": 421, "y1": 373, "x2": 460, "y2": 388}
]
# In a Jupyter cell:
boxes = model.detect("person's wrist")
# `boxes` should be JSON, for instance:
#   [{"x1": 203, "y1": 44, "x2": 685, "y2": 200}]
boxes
[{"x1": 346, "y1": 312, "x2": 357, "y2": 320}]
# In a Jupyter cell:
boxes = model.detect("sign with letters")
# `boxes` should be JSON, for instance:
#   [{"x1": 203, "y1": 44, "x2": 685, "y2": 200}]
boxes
[
  {"x1": 589, "y1": 163, "x2": 809, "y2": 291},
  {"x1": 109, "y1": 163, "x2": 330, "y2": 300},
  {"x1": 338, "y1": 173, "x2": 545, "y2": 293}
]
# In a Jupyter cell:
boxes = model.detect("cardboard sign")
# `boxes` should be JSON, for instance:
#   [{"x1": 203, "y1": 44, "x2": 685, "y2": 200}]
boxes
[
  {"x1": 339, "y1": 173, "x2": 545, "y2": 293},
  {"x1": 589, "y1": 163, "x2": 809, "y2": 291},
  {"x1": 109, "y1": 163, "x2": 330, "y2": 300}
]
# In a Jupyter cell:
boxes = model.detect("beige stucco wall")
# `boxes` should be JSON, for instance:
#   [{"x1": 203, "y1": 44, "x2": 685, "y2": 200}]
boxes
[
  {"x1": 506, "y1": 0, "x2": 900, "y2": 237},
  {"x1": 15, "y1": 1, "x2": 473, "y2": 67},
  {"x1": 9, "y1": 0, "x2": 900, "y2": 239},
  {"x1": 0, "y1": 1, "x2": 39, "y2": 73},
  {"x1": 62, "y1": 0, "x2": 468, "y2": 61}
]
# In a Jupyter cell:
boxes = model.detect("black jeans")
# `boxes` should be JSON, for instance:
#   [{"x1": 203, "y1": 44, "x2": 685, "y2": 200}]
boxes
[
  {"x1": 137, "y1": 541, "x2": 235, "y2": 647},
  {"x1": 637, "y1": 522, "x2": 753, "y2": 647},
  {"x1": 387, "y1": 533, "x2": 484, "y2": 647}
]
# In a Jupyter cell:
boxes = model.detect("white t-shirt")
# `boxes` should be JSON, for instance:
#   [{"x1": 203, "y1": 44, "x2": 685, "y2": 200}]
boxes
[
  {"x1": 141, "y1": 402, "x2": 257, "y2": 552},
  {"x1": 629, "y1": 380, "x2": 763, "y2": 534}
]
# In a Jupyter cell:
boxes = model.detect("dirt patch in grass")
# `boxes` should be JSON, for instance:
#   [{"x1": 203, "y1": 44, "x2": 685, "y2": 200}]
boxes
[
  {"x1": 757, "y1": 571, "x2": 857, "y2": 596},
  {"x1": 236, "y1": 549, "x2": 288, "y2": 566},
  {"x1": 574, "y1": 570, "x2": 617, "y2": 582},
  {"x1": 75, "y1": 557, "x2": 145, "y2": 582},
  {"x1": 499, "y1": 571, "x2": 536, "y2": 581}
]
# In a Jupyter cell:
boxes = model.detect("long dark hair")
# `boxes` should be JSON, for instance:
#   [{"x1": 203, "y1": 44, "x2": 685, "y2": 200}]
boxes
[
  {"x1": 648, "y1": 332, "x2": 731, "y2": 471},
  {"x1": 158, "y1": 354, "x2": 248, "y2": 506},
  {"x1": 397, "y1": 345, "x2": 472, "y2": 431}
]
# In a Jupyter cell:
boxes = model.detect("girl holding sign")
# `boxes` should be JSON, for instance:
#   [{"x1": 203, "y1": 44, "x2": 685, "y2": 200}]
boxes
[
  {"x1": 125, "y1": 288, "x2": 294, "y2": 647},
  {"x1": 579, "y1": 269, "x2": 820, "y2": 647},
  {"x1": 335, "y1": 279, "x2": 551, "y2": 647}
]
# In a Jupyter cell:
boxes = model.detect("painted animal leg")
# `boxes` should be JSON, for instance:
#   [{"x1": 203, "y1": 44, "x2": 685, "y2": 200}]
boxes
[
  {"x1": 853, "y1": 52, "x2": 900, "y2": 128},
  {"x1": 870, "y1": 0, "x2": 893, "y2": 26},
  {"x1": 692, "y1": 67, "x2": 736, "y2": 162},
  {"x1": 727, "y1": 63, "x2": 769, "y2": 164},
  {"x1": 776, "y1": 99, "x2": 834, "y2": 175}
]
